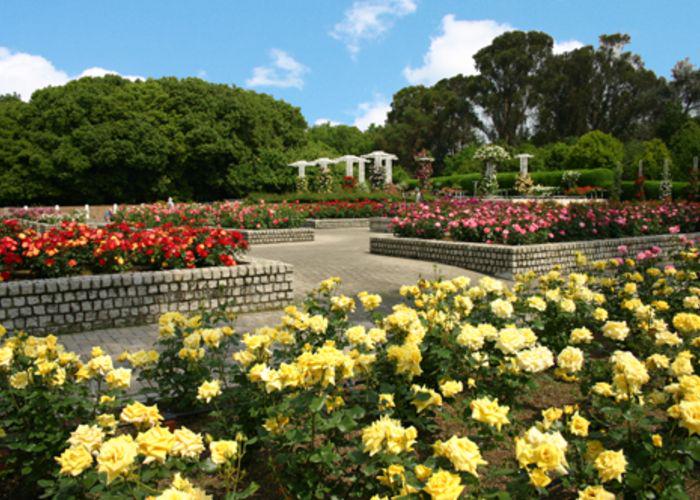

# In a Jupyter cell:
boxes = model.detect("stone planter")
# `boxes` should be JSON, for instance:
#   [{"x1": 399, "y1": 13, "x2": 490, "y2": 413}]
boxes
[
  {"x1": 0, "y1": 257, "x2": 293, "y2": 334},
  {"x1": 370, "y1": 233, "x2": 700, "y2": 279},
  {"x1": 304, "y1": 218, "x2": 370, "y2": 229},
  {"x1": 235, "y1": 227, "x2": 314, "y2": 245},
  {"x1": 369, "y1": 217, "x2": 392, "y2": 233}
]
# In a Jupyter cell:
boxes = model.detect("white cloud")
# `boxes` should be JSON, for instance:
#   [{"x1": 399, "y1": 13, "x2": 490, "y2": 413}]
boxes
[
  {"x1": 353, "y1": 95, "x2": 391, "y2": 130},
  {"x1": 404, "y1": 16, "x2": 586, "y2": 86},
  {"x1": 314, "y1": 118, "x2": 341, "y2": 126},
  {"x1": 246, "y1": 49, "x2": 308, "y2": 89},
  {"x1": 553, "y1": 39, "x2": 584, "y2": 54},
  {"x1": 331, "y1": 0, "x2": 417, "y2": 56},
  {"x1": 0, "y1": 47, "x2": 69, "y2": 100},
  {"x1": 403, "y1": 16, "x2": 512, "y2": 85},
  {"x1": 0, "y1": 47, "x2": 144, "y2": 101},
  {"x1": 196, "y1": 69, "x2": 208, "y2": 79},
  {"x1": 77, "y1": 66, "x2": 143, "y2": 81}
]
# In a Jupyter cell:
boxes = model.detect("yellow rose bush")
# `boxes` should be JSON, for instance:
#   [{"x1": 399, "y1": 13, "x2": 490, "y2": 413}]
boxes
[
  {"x1": 0, "y1": 332, "x2": 129, "y2": 497},
  {"x1": 3, "y1": 239, "x2": 700, "y2": 498}
]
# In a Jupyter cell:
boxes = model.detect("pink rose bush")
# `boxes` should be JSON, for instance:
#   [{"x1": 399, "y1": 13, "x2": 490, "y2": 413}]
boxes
[{"x1": 392, "y1": 200, "x2": 700, "y2": 245}]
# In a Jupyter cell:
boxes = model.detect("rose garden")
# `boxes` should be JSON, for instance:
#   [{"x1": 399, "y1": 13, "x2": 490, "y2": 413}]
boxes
[{"x1": 1, "y1": 24, "x2": 700, "y2": 500}]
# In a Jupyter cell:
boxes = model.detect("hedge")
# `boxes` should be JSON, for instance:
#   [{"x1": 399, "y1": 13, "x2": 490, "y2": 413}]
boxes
[
  {"x1": 620, "y1": 181, "x2": 690, "y2": 200},
  {"x1": 409, "y1": 168, "x2": 615, "y2": 193},
  {"x1": 246, "y1": 191, "x2": 404, "y2": 203}
]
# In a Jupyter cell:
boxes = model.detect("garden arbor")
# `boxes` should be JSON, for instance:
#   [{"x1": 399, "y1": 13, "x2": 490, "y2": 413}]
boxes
[
  {"x1": 362, "y1": 150, "x2": 398, "y2": 185},
  {"x1": 335, "y1": 155, "x2": 369, "y2": 183}
]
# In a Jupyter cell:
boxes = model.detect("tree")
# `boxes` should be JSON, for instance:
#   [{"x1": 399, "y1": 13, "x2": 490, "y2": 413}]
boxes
[
  {"x1": 307, "y1": 124, "x2": 372, "y2": 155},
  {"x1": 472, "y1": 30, "x2": 553, "y2": 144},
  {"x1": 624, "y1": 138, "x2": 672, "y2": 180},
  {"x1": 381, "y1": 75, "x2": 480, "y2": 174},
  {"x1": 669, "y1": 121, "x2": 700, "y2": 180},
  {"x1": 535, "y1": 34, "x2": 669, "y2": 143},
  {"x1": 566, "y1": 130, "x2": 624, "y2": 170},
  {"x1": 0, "y1": 76, "x2": 307, "y2": 204},
  {"x1": 670, "y1": 58, "x2": 700, "y2": 117}
]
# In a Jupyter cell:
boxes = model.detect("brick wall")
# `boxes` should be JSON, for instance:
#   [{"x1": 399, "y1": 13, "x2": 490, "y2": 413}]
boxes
[
  {"x1": 236, "y1": 227, "x2": 314, "y2": 245},
  {"x1": 369, "y1": 217, "x2": 391, "y2": 233},
  {"x1": 370, "y1": 233, "x2": 700, "y2": 279},
  {"x1": 304, "y1": 218, "x2": 369, "y2": 229},
  {"x1": 0, "y1": 257, "x2": 293, "y2": 334}
]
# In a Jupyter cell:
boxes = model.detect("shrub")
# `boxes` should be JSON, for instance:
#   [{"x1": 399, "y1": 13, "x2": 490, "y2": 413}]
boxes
[
  {"x1": 566, "y1": 131, "x2": 624, "y2": 170},
  {"x1": 670, "y1": 121, "x2": 700, "y2": 181}
]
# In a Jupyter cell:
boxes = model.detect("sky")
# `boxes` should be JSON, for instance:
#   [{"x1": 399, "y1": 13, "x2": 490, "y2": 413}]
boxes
[{"x1": 1, "y1": 0, "x2": 698, "y2": 130}]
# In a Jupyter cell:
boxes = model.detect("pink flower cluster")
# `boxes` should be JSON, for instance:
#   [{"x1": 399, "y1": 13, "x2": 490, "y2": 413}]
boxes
[{"x1": 392, "y1": 200, "x2": 700, "y2": 245}]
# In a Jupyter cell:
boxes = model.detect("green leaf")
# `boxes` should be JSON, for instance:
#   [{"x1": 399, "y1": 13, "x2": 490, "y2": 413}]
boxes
[{"x1": 309, "y1": 396, "x2": 326, "y2": 413}]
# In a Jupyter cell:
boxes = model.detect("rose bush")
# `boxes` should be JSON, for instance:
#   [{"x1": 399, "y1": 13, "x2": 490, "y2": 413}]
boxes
[
  {"x1": 393, "y1": 200, "x2": 700, "y2": 245},
  {"x1": 2, "y1": 238, "x2": 699, "y2": 498},
  {"x1": 0, "y1": 221, "x2": 247, "y2": 281}
]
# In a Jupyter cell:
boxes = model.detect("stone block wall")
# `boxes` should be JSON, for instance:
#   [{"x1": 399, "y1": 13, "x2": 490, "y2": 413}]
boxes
[
  {"x1": 369, "y1": 217, "x2": 392, "y2": 233},
  {"x1": 0, "y1": 257, "x2": 293, "y2": 334},
  {"x1": 304, "y1": 218, "x2": 370, "y2": 229},
  {"x1": 236, "y1": 227, "x2": 314, "y2": 245},
  {"x1": 370, "y1": 233, "x2": 700, "y2": 279}
]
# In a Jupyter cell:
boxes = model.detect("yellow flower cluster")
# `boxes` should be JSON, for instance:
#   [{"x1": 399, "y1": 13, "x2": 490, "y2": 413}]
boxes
[{"x1": 361, "y1": 415, "x2": 417, "y2": 456}]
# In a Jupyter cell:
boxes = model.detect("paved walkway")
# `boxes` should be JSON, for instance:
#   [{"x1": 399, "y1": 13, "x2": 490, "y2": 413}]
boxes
[{"x1": 61, "y1": 228, "x2": 485, "y2": 356}]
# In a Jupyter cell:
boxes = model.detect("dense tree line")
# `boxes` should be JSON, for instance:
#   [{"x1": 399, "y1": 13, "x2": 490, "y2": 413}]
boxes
[
  {"x1": 0, "y1": 77, "x2": 307, "y2": 204},
  {"x1": 0, "y1": 31, "x2": 698, "y2": 204},
  {"x1": 378, "y1": 32, "x2": 700, "y2": 178}
]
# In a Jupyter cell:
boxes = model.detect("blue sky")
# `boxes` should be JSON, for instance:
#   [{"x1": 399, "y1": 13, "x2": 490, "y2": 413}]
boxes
[{"x1": 1, "y1": 0, "x2": 698, "y2": 129}]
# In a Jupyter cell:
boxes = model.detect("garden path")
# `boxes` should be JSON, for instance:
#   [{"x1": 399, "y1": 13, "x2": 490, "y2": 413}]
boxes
[{"x1": 61, "y1": 228, "x2": 486, "y2": 357}]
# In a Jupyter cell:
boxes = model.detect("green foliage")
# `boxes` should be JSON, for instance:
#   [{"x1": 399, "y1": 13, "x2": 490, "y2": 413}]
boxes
[
  {"x1": 567, "y1": 131, "x2": 624, "y2": 170},
  {"x1": 246, "y1": 190, "x2": 403, "y2": 203},
  {"x1": 0, "y1": 76, "x2": 307, "y2": 204},
  {"x1": 670, "y1": 121, "x2": 700, "y2": 181},
  {"x1": 307, "y1": 123, "x2": 372, "y2": 155},
  {"x1": 620, "y1": 181, "x2": 689, "y2": 200},
  {"x1": 624, "y1": 139, "x2": 673, "y2": 180},
  {"x1": 426, "y1": 168, "x2": 615, "y2": 193}
]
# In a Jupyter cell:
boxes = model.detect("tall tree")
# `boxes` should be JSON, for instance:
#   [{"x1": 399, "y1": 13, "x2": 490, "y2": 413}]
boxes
[
  {"x1": 472, "y1": 30, "x2": 553, "y2": 145},
  {"x1": 670, "y1": 58, "x2": 700, "y2": 117}
]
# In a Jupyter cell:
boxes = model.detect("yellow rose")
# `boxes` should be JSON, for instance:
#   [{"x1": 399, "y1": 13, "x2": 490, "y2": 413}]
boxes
[
  {"x1": 432, "y1": 435, "x2": 487, "y2": 477},
  {"x1": 172, "y1": 426, "x2": 205, "y2": 459},
  {"x1": 0, "y1": 347, "x2": 14, "y2": 369},
  {"x1": 120, "y1": 402, "x2": 163, "y2": 429},
  {"x1": 97, "y1": 435, "x2": 138, "y2": 484},
  {"x1": 414, "y1": 464, "x2": 433, "y2": 481},
  {"x1": 529, "y1": 467, "x2": 552, "y2": 488},
  {"x1": 470, "y1": 397, "x2": 510, "y2": 431},
  {"x1": 197, "y1": 380, "x2": 222, "y2": 403},
  {"x1": 68, "y1": 424, "x2": 105, "y2": 454},
  {"x1": 569, "y1": 412, "x2": 590, "y2": 437},
  {"x1": 423, "y1": 469, "x2": 464, "y2": 500},
  {"x1": 439, "y1": 380, "x2": 463, "y2": 398},
  {"x1": 56, "y1": 445, "x2": 93, "y2": 477},
  {"x1": 209, "y1": 440, "x2": 238, "y2": 465},
  {"x1": 652, "y1": 434, "x2": 663, "y2": 447},
  {"x1": 578, "y1": 485, "x2": 616, "y2": 499},
  {"x1": 136, "y1": 426, "x2": 175, "y2": 464},
  {"x1": 557, "y1": 347, "x2": 584, "y2": 373},
  {"x1": 10, "y1": 370, "x2": 30, "y2": 389},
  {"x1": 104, "y1": 367, "x2": 131, "y2": 390},
  {"x1": 594, "y1": 449, "x2": 627, "y2": 483}
]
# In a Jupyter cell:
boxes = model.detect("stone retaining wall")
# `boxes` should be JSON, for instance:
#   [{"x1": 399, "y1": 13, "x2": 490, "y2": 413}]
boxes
[
  {"x1": 0, "y1": 258, "x2": 293, "y2": 334},
  {"x1": 370, "y1": 233, "x2": 700, "y2": 279},
  {"x1": 235, "y1": 227, "x2": 314, "y2": 245},
  {"x1": 369, "y1": 217, "x2": 392, "y2": 233},
  {"x1": 304, "y1": 218, "x2": 370, "y2": 229}
]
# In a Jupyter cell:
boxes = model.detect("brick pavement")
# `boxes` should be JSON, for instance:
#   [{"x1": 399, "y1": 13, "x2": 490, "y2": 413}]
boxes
[{"x1": 61, "y1": 228, "x2": 487, "y2": 357}]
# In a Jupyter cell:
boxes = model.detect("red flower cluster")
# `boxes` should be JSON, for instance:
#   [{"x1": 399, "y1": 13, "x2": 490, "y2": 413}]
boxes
[
  {"x1": 392, "y1": 200, "x2": 700, "y2": 245},
  {"x1": 0, "y1": 221, "x2": 247, "y2": 281}
]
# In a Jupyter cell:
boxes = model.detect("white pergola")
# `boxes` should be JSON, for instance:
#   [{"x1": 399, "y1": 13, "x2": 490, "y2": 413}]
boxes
[
  {"x1": 313, "y1": 157, "x2": 335, "y2": 172},
  {"x1": 334, "y1": 154, "x2": 368, "y2": 183},
  {"x1": 362, "y1": 150, "x2": 398, "y2": 185},
  {"x1": 515, "y1": 153, "x2": 534, "y2": 176},
  {"x1": 288, "y1": 160, "x2": 312, "y2": 178}
]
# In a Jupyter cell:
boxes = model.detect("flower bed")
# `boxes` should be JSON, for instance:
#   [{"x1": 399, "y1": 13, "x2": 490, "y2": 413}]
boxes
[
  {"x1": 1, "y1": 245, "x2": 699, "y2": 498},
  {"x1": 392, "y1": 200, "x2": 700, "y2": 245},
  {"x1": 111, "y1": 199, "x2": 409, "y2": 228},
  {"x1": 371, "y1": 231, "x2": 700, "y2": 278},
  {"x1": 0, "y1": 257, "x2": 293, "y2": 334},
  {"x1": 0, "y1": 220, "x2": 247, "y2": 281}
]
